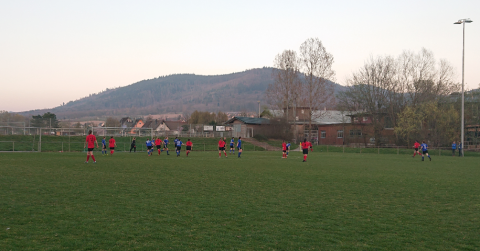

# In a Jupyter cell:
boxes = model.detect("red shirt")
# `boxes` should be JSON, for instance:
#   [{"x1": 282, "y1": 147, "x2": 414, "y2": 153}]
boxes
[
  {"x1": 186, "y1": 141, "x2": 193, "y2": 146},
  {"x1": 301, "y1": 142, "x2": 312, "y2": 149},
  {"x1": 109, "y1": 138, "x2": 116, "y2": 148},
  {"x1": 86, "y1": 135, "x2": 96, "y2": 148},
  {"x1": 414, "y1": 142, "x2": 420, "y2": 148},
  {"x1": 155, "y1": 139, "x2": 162, "y2": 145},
  {"x1": 218, "y1": 140, "x2": 225, "y2": 147},
  {"x1": 282, "y1": 143, "x2": 287, "y2": 151}
]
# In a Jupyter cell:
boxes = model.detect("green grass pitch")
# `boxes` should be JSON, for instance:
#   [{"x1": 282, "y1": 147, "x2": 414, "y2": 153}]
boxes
[{"x1": 1, "y1": 151, "x2": 479, "y2": 250}]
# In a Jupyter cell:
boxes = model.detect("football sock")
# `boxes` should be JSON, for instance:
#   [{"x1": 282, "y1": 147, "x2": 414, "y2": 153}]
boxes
[
  {"x1": 238, "y1": 152, "x2": 241, "y2": 157},
  {"x1": 91, "y1": 155, "x2": 96, "y2": 162},
  {"x1": 167, "y1": 150, "x2": 169, "y2": 154},
  {"x1": 219, "y1": 153, "x2": 221, "y2": 157},
  {"x1": 304, "y1": 156, "x2": 307, "y2": 161},
  {"x1": 422, "y1": 156, "x2": 424, "y2": 160},
  {"x1": 224, "y1": 152, "x2": 227, "y2": 156},
  {"x1": 86, "y1": 155, "x2": 90, "y2": 162},
  {"x1": 158, "y1": 149, "x2": 161, "y2": 154},
  {"x1": 286, "y1": 152, "x2": 289, "y2": 156},
  {"x1": 110, "y1": 150, "x2": 113, "y2": 155}
]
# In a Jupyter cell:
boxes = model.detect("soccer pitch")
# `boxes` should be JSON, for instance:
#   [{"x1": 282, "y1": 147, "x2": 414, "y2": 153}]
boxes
[{"x1": 1, "y1": 151, "x2": 479, "y2": 250}]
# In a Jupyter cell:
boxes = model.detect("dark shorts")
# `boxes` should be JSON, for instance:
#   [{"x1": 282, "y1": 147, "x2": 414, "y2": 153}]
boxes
[
  {"x1": 303, "y1": 149, "x2": 309, "y2": 155},
  {"x1": 423, "y1": 150, "x2": 428, "y2": 154},
  {"x1": 283, "y1": 150, "x2": 286, "y2": 153},
  {"x1": 156, "y1": 145, "x2": 161, "y2": 149},
  {"x1": 414, "y1": 148, "x2": 418, "y2": 151},
  {"x1": 237, "y1": 147, "x2": 242, "y2": 150},
  {"x1": 88, "y1": 148, "x2": 94, "y2": 152},
  {"x1": 219, "y1": 147, "x2": 225, "y2": 151},
  {"x1": 186, "y1": 146, "x2": 192, "y2": 151},
  {"x1": 163, "y1": 144, "x2": 168, "y2": 149},
  {"x1": 110, "y1": 147, "x2": 114, "y2": 150},
  {"x1": 147, "y1": 146, "x2": 152, "y2": 150},
  {"x1": 230, "y1": 144, "x2": 234, "y2": 148},
  {"x1": 176, "y1": 146, "x2": 181, "y2": 151},
  {"x1": 102, "y1": 145, "x2": 106, "y2": 149}
]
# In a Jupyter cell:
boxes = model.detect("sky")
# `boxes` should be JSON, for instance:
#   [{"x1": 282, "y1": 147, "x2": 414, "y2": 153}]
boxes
[{"x1": 1, "y1": 0, "x2": 479, "y2": 112}]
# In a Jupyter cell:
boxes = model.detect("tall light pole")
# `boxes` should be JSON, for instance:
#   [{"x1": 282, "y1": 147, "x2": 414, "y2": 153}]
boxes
[
  {"x1": 454, "y1": 18, "x2": 473, "y2": 157},
  {"x1": 258, "y1": 101, "x2": 260, "y2": 118}
]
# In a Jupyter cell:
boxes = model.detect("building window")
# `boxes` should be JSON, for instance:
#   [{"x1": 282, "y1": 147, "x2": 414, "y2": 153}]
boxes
[
  {"x1": 301, "y1": 109, "x2": 304, "y2": 114},
  {"x1": 337, "y1": 130, "x2": 343, "y2": 138},
  {"x1": 353, "y1": 117, "x2": 359, "y2": 123},
  {"x1": 363, "y1": 117, "x2": 368, "y2": 122},
  {"x1": 349, "y1": 129, "x2": 362, "y2": 137},
  {"x1": 320, "y1": 131, "x2": 326, "y2": 138}
]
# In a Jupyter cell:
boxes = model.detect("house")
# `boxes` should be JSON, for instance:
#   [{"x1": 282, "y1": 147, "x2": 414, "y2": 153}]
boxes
[
  {"x1": 225, "y1": 117, "x2": 270, "y2": 138},
  {"x1": 317, "y1": 113, "x2": 395, "y2": 146},
  {"x1": 119, "y1": 117, "x2": 144, "y2": 135}
]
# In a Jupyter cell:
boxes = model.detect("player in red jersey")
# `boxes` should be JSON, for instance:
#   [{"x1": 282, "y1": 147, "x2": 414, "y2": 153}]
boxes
[
  {"x1": 282, "y1": 140, "x2": 287, "y2": 159},
  {"x1": 186, "y1": 139, "x2": 193, "y2": 157},
  {"x1": 109, "y1": 136, "x2": 117, "y2": 155},
  {"x1": 413, "y1": 140, "x2": 421, "y2": 157},
  {"x1": 155, "y1": 137, "x2": 162, "y2": 155},
  {"x1": 218, "y1": 138, "x2": 227, "y2": 158},
  {"x1": 84, "y1": 130, "x2": 98, "y2": 163},
  {"x1": 301, "y1": 138, "x2": 312, "y2": 162}
]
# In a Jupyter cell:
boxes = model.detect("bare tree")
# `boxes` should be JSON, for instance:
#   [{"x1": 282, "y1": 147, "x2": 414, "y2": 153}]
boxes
[
  {"x1": 299, "y1": 38, "x2": 336, "y2": 134},
  {"x1": 337, "y1": 55, "x2": 398, "y2": 145},
  {"x1": 266, "y1": 50, "x2": 301, "y2": 126},
  {"x1": 397, "y1": 48, "x2": 459, "y2": 107}
]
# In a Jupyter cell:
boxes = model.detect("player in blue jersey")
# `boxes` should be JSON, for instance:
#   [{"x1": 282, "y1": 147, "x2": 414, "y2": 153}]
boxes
[
  {"x1": 229, "y1": 137, "x2": 235, "y2": 154},
  {"x1": 175, "y1": 138, "x2": 184, "y2": 157},
  {"x1": 421, "y1": 140, "x2": 431, "y2": 161},
  {"x1": 452, "y1": 141, "x2": 457, "y2": 156},
  {"x1": 174, "y1": 137, "x2": 179, "y2": 146},
  {"x1": 237, "y1": 137, "x2": 242, "y2": 158},
  {"x1": 101, "y1": 137, "x2": 107, "y2": 155},
  {"x1": 286, "y1": 141, "x2": 291, "y2": 156},
  {"x1": 146, "y1": 138, "x2": 153, "y2": 156},
  {"x1": 163, "y1": 137, "x2": 170, "y2": 155}
]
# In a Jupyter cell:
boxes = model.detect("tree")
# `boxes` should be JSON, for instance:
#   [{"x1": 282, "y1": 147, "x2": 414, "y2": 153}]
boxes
[
  {"x1": 395, "y1": 102, "x2": 459, "y2": 147},
  {"x1": 266, "y1": 50, "x2": 301, "y2": 124},
  {"x1": 105, "y1": 117, "x2": 120, "y2": 127},
  {"x1": 299, "y1": 37, "x2": 336, "y2": 133},
  {"x1": 337, "y1": 56, "x2": 398, "y2": 145},
  {"x1": 31, "y1": 112, "x2": 59, "y2": 128}
]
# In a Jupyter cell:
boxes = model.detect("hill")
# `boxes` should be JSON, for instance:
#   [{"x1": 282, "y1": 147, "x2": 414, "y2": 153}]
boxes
[{"x1": 19, "y1": 68, "x2": 345, "y2": 119}]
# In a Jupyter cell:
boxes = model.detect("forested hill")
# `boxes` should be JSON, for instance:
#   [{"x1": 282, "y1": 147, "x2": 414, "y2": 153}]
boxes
[{"x1": 20, "y1": 68, "x2": 344, "y2": 119}]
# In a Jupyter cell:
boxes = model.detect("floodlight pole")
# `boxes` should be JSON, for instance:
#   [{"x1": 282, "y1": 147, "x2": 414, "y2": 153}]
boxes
[{"x1": 455, "y1": 19, "x2": 473, "y2": 157}]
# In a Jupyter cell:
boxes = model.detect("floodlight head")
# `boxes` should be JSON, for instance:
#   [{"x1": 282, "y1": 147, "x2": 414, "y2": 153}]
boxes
[
  {"x1": 454, "y1": 20, "x2": 462, "y2": 24},
  {"x1": 465, "y1": 19, "x2": 473, "y2": 23}
]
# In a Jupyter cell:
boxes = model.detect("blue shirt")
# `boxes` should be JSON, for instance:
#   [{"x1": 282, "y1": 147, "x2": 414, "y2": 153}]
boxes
[
  {"x1": 102, "y1": 139, "x2": 106, "y2": 146},
  {"x1": 237, "y1": 139, "x2": 242, "y2": 148},
  {"x1": 452, "y1": 143, "x2": 457, "y2": 150},
  {"x1": 458, "y1": 143, "x2": 462, "y2": 149},
  {"x1": 174, "y1": 139, "x2": 178, "y2": 144},
  {"x1": 176, "y1": 140, "x2": 182, "y2": 147},
  {"x1": 230, "y1": 139, "x2": 234, "y2": 145},
  {"x1": 286, "y1": 143, "x2": 291, "y2": 149},
  {"x1": 421, "y1": 143, "x2": 428, "y2": 151},
  {"x1": 164, "y1": 139, "x2": 169, "y2": 145},
  {"x1": 146, "y1": 140, "x2": 152, "y2": 147}
]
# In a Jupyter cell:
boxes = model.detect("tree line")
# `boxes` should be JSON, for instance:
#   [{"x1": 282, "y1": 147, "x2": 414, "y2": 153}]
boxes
[{"x1": 267, "y1": 38, "x2": 472, "y2": 147}]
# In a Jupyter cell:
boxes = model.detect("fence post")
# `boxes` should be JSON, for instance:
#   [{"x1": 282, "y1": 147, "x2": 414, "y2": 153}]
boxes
[
  {"x1": 62, "y1": 142, "x2": 63, "y2": 152},
  {"x1": 204, "y1": 143, "x2": 205, "y2": 152},
  {"x1": 439, "y1": 148, "x2": 441, "y2": 156},
  {"x1": 397, "y1": 147, "x2": 399, "y2": 155},
  {"x1": 124, "y1": 143, "x2": 125, "y2": 152},
  {"x1": 13, "y1": 142, "x2": 14, "y2": 152},
  {"x1": 343, "y1": 145, "x2": 345, "y2": 153},
  {"x1": 378, "y1": 147, "x2": 379, "y2": 154}
]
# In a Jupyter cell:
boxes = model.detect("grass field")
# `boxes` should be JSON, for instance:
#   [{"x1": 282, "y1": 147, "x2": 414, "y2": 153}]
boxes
[{"x1": 1, "y1": 151, "x2": 479, "y2": 250}]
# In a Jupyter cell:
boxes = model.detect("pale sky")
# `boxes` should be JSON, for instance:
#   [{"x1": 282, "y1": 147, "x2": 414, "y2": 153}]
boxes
[{"x1": 1, "y1": 0, "x2": 479, "y2": 112}]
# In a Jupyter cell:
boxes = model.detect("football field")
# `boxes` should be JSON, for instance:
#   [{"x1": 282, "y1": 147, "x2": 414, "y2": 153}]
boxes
[{"x1": 1, "y1": 151, "x2": 479, "y2": 250}]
